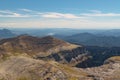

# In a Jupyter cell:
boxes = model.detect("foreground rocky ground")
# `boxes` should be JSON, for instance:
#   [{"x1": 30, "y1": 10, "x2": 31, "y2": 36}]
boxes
[
  {"x1": 0, "y1": 56, "x2": 119, "y2": 80},
  {"x1": 0, "y1": 56, "x2": 92, "y2": 80}
]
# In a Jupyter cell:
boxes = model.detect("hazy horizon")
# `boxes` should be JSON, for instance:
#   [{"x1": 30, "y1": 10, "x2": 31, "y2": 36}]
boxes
[{"x1": 1, "y1": 27, "x2": 120, "y2": 30}]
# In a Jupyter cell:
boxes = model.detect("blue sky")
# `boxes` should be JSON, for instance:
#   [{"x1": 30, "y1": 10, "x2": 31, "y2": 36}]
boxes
[{"x1": 0, "y1": 0, "x2": 120, "y2": 29}]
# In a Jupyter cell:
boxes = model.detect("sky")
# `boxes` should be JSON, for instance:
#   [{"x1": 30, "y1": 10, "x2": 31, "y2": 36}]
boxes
[{"x1": 0, "y1": 0, "x2": 120, "y2": 29}]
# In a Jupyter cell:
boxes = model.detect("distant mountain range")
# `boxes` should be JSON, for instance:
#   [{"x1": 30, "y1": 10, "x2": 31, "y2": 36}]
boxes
[
  {"x1": 63, "y1": 33, "x2": 120, "y2": 47},
  {"x1": 10, "y1": 28, "x2": 120, "y2": 37},
  {"x1": 0, "y1": 29, "x2": 16, "y2": 38},
  {"x1": 1, "y1": 28, "x2": 120, "y2": 47}
]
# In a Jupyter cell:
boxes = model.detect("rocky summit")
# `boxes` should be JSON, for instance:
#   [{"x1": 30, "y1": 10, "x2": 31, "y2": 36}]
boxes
[{"x1": 0, "y1": 35, "x2": 79, "y2": 57}]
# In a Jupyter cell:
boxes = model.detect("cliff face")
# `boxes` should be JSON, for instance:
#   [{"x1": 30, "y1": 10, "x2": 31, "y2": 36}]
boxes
[{"x1": 36, "y1": 47, "x2": 92, "y2": 67}]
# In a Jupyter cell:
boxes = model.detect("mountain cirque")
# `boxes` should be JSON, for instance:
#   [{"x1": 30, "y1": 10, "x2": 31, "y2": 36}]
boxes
[{"x1": 0, "y1": 35, "x2": 119, "y2": 80}]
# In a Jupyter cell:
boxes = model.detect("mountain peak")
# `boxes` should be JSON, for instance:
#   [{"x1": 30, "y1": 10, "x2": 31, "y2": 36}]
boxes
[
  {"x1": 43, "y1": 35, "x2": 54, "y2": 39},
  {"x1": 41, "y1": 36, "x2": 57, "y2": 41},
  {"x1": 17, "y1": 34, "x2": 30, "y2": 37},
  {"x1": 40, "y1": 35, "x2": 67, "y2": 44},
  {"x1": 0, "y1": 28, "x2": 16, "y2": 38},
  {"x1": 17, "y1": 34, "x2": 37, "y2": 39},
  {"x1": 0, "y1": 35, "x2": 79, "y2": 57}
]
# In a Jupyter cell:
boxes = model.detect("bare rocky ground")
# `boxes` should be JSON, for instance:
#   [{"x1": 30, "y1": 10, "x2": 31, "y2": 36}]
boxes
[
  {"x1": 0, "y1": 56, "x2": 92, "y2": 80},
  {"x1": 0, "y1": 56, "x2": 119, "y2": 80}
]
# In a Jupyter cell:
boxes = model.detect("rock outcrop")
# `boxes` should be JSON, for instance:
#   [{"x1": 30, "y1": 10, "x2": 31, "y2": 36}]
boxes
[{"x1": 83, "y1": 56, "x2": 120, "y2": 80}]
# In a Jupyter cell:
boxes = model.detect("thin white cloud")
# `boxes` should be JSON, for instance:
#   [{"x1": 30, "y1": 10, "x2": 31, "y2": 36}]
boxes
[
  {"x1": 81, "y1": 10, "x2": 120, "y2": 17},
  {"x1": 20, "y1": 9, "x2": 33, "y2": 12},
  {"x1": 81, "y1": 13, "x2": 120, "y2": 17},
  {"x1": 0, "y1": 10, "x2": 29, "y2": 17},
  {"x1": 41, "y1": 12, "x2": 82, "y2": 19},
  {"x1": 20, "y1": 9, "x2": 43, "y2": 15},
  {"x1": 0, "y1": 9, "x2": 84, "y2": 19},
  {"x1": 0, "y1": 14, "x2": 29, "y2": 17},
  {"x1": 0, "y1": 9, "x2": 120, "y2": 18},
  {"x1": 89, "y1": 10, "x2": 102, "y2": 13}
]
